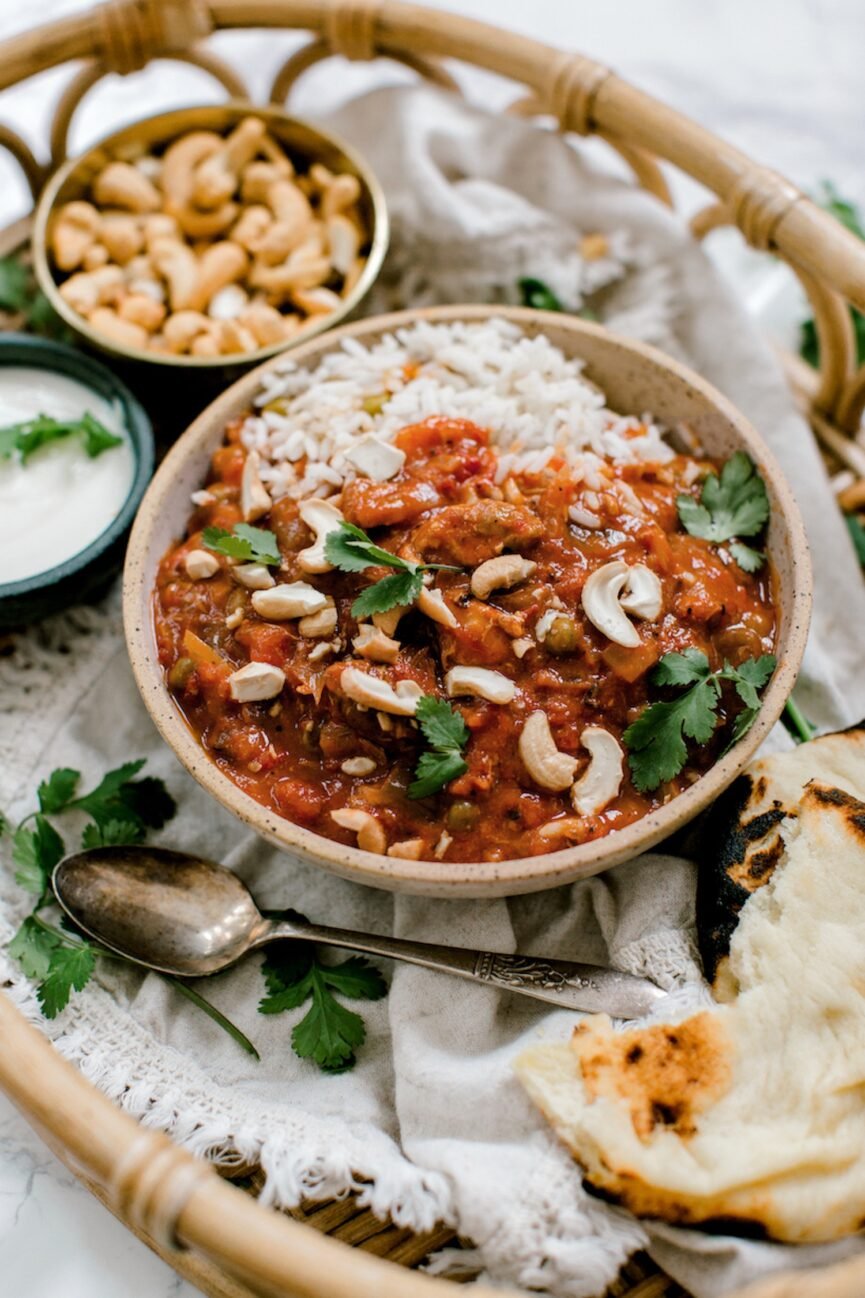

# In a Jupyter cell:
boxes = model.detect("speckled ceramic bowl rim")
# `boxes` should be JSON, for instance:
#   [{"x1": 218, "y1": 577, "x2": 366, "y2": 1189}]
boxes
[
  {"x1": 31, "y1": 102, "x2": 389, "y2": 371},
  {"x1": 0, "y1": 333, "x2": 153, "y2": 600},
  {"x1": 124, "y1": 305, "x2": 812, "y2": 897}
]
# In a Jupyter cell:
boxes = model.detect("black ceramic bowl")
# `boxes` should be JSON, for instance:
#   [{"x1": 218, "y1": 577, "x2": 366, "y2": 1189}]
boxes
[{"x1": 0, "y1": 335, "x2": 153, "y2": 627}]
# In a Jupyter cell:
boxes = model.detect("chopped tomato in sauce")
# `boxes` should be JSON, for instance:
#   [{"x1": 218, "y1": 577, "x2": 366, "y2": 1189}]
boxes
[{"x1": 153, "y1": 416, "x2": 776, "y2": 862}]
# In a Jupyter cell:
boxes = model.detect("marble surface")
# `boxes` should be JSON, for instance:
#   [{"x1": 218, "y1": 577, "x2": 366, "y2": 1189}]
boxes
[{"x1": 0, "y1": 1, "x2": 860, "y2": 1294}]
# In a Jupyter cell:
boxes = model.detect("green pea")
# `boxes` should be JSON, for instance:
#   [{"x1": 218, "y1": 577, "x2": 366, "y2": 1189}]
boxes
[
  {"x1": 545, "y1": 615, "x2": 579, "y2": 655},
  {"x1": 446, "y1": 800, "x2": 479, "y2": 832},
  {"x1": 167, "y1": 657, "x2": 195, "y2": 690}
]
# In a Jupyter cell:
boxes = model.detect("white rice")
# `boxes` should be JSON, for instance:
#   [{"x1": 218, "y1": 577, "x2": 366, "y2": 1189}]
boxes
[{"x1": 233, "y1": 318, "x2": 673, "y2": 504}]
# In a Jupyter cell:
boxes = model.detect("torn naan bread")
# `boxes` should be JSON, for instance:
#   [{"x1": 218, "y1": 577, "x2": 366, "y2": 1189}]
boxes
[
  {"x1": 516, "y1": 782, "x2": 865, "y2": 1242},
  {"x1": 697, "y1": 723, "x2": 865, "y2": 982}
]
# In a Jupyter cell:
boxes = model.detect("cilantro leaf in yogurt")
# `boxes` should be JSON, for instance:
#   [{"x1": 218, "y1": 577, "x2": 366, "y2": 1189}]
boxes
[{"x1": 0, "y1": 410, "x2": 122, "y2": 463}]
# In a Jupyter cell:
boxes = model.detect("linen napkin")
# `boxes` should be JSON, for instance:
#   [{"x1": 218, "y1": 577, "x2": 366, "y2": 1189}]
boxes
[{"x1": 2, "y1": 85, "x2": 865, "y2": 1298}]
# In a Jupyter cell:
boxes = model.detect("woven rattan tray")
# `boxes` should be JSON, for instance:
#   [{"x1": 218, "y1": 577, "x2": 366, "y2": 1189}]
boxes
[{"x1": 3, "y1": 3, "x2": 865, "y2": 1296}]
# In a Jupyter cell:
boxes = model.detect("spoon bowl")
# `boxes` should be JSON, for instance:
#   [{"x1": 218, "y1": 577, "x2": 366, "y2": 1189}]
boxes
[{"x1": 54, "y1": 847, "x2": 268, "y2": 977}]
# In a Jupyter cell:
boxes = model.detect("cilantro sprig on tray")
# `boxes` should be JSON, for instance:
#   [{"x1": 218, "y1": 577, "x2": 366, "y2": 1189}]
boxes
[
  {"x1": 0, "y1": 412, "x2": 122, "y2": 463},
  {"x1": 409, "y1": 697, "x2": 470, "y2": 799},
  {"x1": 676, "y1": 451, "x2": 770, "y2": 572},
  {"x1": 623, "y1": 648, "x2": 776, "y2": 793},
  {"x1": 325, "y1": 520, "x2": 460, "y2": 617},
  {"x1": 2, "y1": 762, "x2": 258, "y2": 1058},
  {"x1": 202, "y1": 522, "x2": 281, "y2": 566},
  {"x1": 259, "y1": 925, "x2": 386, "y2": 1073}
]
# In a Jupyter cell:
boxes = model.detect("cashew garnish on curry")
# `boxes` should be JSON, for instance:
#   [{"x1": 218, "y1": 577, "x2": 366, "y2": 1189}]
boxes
[{"x1": 154, "y1": 412, "x2": 775, "y2": 863}]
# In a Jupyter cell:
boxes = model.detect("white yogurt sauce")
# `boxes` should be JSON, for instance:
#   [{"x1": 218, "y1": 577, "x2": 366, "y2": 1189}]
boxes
[{"x1": 0, "y1": 366, "x2": 134, "y2": 584}]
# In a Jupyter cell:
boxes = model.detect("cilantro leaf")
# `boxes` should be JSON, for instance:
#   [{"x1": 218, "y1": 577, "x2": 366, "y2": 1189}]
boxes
[
  {"x1": 409, "y1": 749, "x2": 469, "y2": 800},
  {"x1": 292, "y1": 974, "x2": 367, "y2": 1072},
  {"x1": 415, "y1": 695, "x2": 470, "y2": 752},
  {"x1": 846, "y1": 513, "x2": 865, "y2": 566},
  {"x1": 409, "y1": 696, "x2": 470, "y2": 799},
  {"x1": 623, "y1": 650, "x2": 775, "y2": 792},
  {"x1": 81, "y1": 818, "x2": 144, "y2": 849},
  {"x1": 319, "y1": 955, "x2": 387, "y2": 1001},
  {"x1": 0, "y1": 413, "x2": 122, "y2": 463},
  {"x1": 258, "y1": 939, "x2": 385, "y2": 1072},
  {"x1": 325, "y1": 521, "x2": 408, "y2": 574},
  {"x1": 67, "y1": 761, "x2": 175, "y2": 841},
  {"x1": 351, "y1": 569, "x2": 424, "y2": 619},
  {"x1": 0, "y1": 254, "x2": 31, "y2": 311},
  {"x1": 37, "y1": 943, "x2": 96, "y2": 1019},
  {"x1": 651, "y1": 648, "x2": 710, "y2": 688},
  {"x1": 518, "y1": 277, "x2": 564, "y2": 312},
  {"x1": 0, "y1": 809, "x2": 9, "y2": 837},
  {"x1": 8, "y1": 916, "x2": 61, "y2": 980},
  {"x1": 202, "y1": 523, "x2": 280, "y2": 566},
  {"x1": 37, "y1": 767, "x2": 81, "y2": 814},
  {"x1": 12, "y1": 816, "x2": 64, "y2": 896},
  {"x1": 676, "y1": 451, "x2": 769, "y2": 565},
  {"x1": 729, "y1": 541, "x2": 766, "y2": 573},
  {"x1": 326, "y1": 521, "x2": 459, "y2": 618},
  {"x1": 800, "y1": 185, "x2": 865, "y2": 368},
  {"x1": 721, "y1": 654, "x2": 777, "y2": 710}
]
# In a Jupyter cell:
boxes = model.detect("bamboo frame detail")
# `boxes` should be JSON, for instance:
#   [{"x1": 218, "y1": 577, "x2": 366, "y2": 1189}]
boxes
[{"x1": 0, "y1": 2, "x2": 864, "y2": 1296}]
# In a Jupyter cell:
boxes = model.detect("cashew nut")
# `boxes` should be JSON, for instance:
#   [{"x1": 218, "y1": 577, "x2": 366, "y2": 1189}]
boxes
[
  {"x1": 372, "y1": 607, "x2": 408, "y2": 638},
  {"x1": 150, "y1": 237, "x2": 200, "y2": 312},
  {"x1": 518, "y1": 711, "x2": 578, "y2": 791},
  {"x1": 322, "y1": 173, "x2": 361, "y2": 219},
  {"x1": 251, "y1": 581, "x2": 326, "y2": 619},
  {"x1": 571, "y1": 727, "x2": 624, "y2": 816},
  {"x1": 619, "y1": 564, "x2": 663, "y2": 621},
  {"x1": 249, "y1": 254, "x2": 330, "y2": 300},
  {"x1": 174, "y1": 201, "x2": 239, "y2": 241},
  {"x1": 162, "y1": 310, "x2": 211, "y2": 353},
  {"x1": 100, "y1": 213, "x2": 144, "y2": 265},
  {"x1": 445, "y1": 666, "x2": 516, "y2": 705},
  {"x1": 240, "y1": 449, "x2": 272, "y2": 522},
  {"x1": 231, "y1": 204, "x2": 272, "y2": 251},
  {"x1": 191, "y1": 240, "x2": 247, "y2": 312},
  {"x1": 343, "y1": 434, "x2": 405, "y2": 482},
  {"x1": 184, "y1": 548, "x2": 220, "y2": 580},
  {"x1": 330, "y1": 808, "x2": 387, "y2": 854},
  {"x1": 353, "y1": 623, "x2": 400, "y2": 663},
  {"x1": 228, "y1": 661, "x2": 285, "y2": 702},
  {"x1": 299, "y1": 600, "x2": 337, "y2": 638},
  {"x1": 118, "y1": 293, "x2": 166, "y2": 333},
  {"x1": 581, "y1": 561, "x2": 647, "y2": 648},
  {"x1": 87, "y1": 306, "x2": 148, "y2": 351},
  {"x1": 340, "y1": 667, "x2": 419, "y2": 716},
  {"x1": 327, "y1": 213, "x2": 360, "y2": 275},
  {"x1": 341, "y1": 756, "x2": 376, "y2": 776},
  {"x1": 417, "y1": 586, "x2": 457, "y2": 629},
  {"x1": 241, "y1": 302, "x2": 291, "y2": 347},
  {"x1": 215, "y1": 319, "x2": 258, "y2": 355},
  {"x1": 537, "y1": 818, "x2": 584, "y2": 844},
  {"x1": 51, "y1": 201, "x2": 101, "y2": 271},
  {"x1": 93, "y1": 162, "x2": 161, "y2": 213},
  {"x1": 161, "y1": 131, "x2": 223, "y2": 208},
  {"x1": 208, "y1": 283, "x2": 248, "y2": 321},
  {"x1": 192, "y1": 116, "x2": 266, "y2": 209},
  {"x1": 297, "y1": 498, "x2": 344, "y2": 573},
  {"x1": 233, "y1": 563, "x2": 275, "y2": 590},
  {"x1": 387, "y1": 839, "x2": 425, "y2": 860},
  {"x1": 291, "y1": 286, "x2": 341, "y2": 316},
  {"x1": 471, "y1": 554, "x2": 537, "y2": 601}
]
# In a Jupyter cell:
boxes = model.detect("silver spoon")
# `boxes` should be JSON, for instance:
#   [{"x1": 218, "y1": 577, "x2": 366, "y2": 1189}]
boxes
[{"x1": 52, "y1": 847, "x2": 666, "y2": 1019}]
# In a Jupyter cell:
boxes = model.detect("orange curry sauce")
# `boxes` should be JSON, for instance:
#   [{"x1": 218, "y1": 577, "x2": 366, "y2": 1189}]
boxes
[{"x1": 153, "y1": 416, "x2": 775, "y2": 862}]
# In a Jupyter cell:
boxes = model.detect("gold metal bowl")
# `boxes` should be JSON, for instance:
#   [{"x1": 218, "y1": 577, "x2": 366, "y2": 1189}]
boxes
[{"x1": 32, "y1": 102, "x2": 389, "y2": 372}]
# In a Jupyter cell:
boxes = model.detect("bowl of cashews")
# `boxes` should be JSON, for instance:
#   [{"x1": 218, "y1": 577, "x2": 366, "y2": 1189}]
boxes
[{"x1": 32, "y1": 103, "x2": 388, "y2": 370}]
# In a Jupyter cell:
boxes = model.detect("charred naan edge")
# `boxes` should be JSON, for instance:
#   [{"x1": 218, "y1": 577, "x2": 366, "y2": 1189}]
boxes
[
  {"x1": 516, "y1": 783, "x2": 865, "y2": 1242},
  {"x1": 696, "y1": 722, "x2": 865, "y2": 983}
]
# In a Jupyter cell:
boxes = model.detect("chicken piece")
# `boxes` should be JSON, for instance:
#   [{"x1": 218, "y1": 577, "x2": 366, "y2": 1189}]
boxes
[{"x1": 410, "y1": 500, "x2": 543, "y2": 567}]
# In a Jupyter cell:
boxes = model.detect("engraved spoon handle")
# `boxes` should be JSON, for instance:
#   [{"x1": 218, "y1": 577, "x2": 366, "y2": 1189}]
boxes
[{"x1": 259, "y1": 919, "x2": 665, "y2": 1019}]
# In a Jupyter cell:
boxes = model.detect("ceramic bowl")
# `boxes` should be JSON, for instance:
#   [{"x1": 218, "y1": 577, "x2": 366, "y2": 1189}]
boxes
[
  {"x1": 123, "y1": 306, "x2": 811, "y2": 897},
  {"x1": 0, "y1": 334, "x2": 153, "y2": 627},
  {"x1": 31, "y1": 102, "x2": 389, "y2": 379}
]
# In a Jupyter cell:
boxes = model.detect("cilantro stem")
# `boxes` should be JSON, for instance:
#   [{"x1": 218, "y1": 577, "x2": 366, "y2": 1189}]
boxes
[
  {"x1": 167, "y1": 978, "x2": 260, "y2": 1060},
  {"x1": 782, "y1": 696, "x2": 815, "y2": 745}
]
